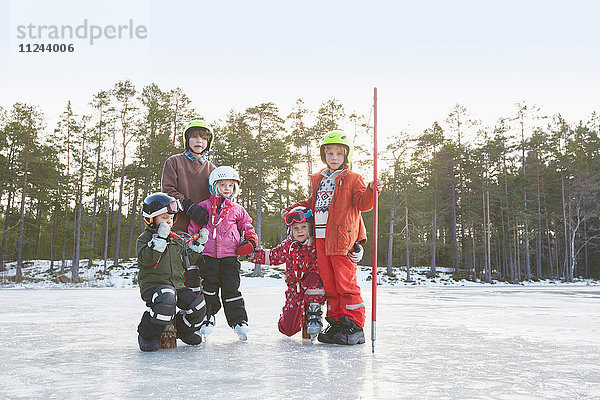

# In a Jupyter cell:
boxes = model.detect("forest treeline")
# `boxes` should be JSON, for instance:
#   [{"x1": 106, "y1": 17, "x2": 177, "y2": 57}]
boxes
[{"x1": 1, "y1": 80, "x2": 598, "y2": 282}]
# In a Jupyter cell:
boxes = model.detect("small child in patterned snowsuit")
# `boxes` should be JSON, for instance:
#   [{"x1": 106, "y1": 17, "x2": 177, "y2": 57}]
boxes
[{"x1": 251, "y1": 207, "x2": 326, "y2": 338}]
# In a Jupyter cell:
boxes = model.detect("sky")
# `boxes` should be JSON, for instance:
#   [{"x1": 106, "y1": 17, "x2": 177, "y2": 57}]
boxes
[{"x1": 1, "y1": 0, "x2": 599, "y2": 148}]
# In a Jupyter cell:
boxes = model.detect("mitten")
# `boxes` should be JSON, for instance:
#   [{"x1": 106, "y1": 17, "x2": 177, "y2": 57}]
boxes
[
  {"x1": 148, "y1": 234, "x2": 167, "y2": 253},
  {"x1": 196, "y1": 228, "x2": 209, "y2": 245},
  {"x1": 236, "y1": 231, "x2": 258, "y2": 256},
  {"x1": 188, "y1": 239, "x2": 205, "y2": 254},
  {"x1": 182, "y1": 198, "x2": 209, "y2": 225},
  {"x1": 147, "y1": 222, "x2": 170, "y2": 253},
  {"x1": 348, "y1": 242, "x2": 364, "y2": 263},
  {"x1": 184, "y1": 267, "x2": 202, "y2": 293},
  {"x1": 156, "y1": 221, "x2": 171, "y2": 238}
]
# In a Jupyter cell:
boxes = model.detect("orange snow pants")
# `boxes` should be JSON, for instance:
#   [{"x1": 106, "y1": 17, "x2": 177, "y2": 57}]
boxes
[{"x1": 316, "y1": 238, "x2": 365, "y2": 327}]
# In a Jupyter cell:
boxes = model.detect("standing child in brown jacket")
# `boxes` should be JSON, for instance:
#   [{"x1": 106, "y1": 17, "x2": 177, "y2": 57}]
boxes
[
  {"x1": 283, "y1": 131, "x2": 381, "y2": 345},
  {"x1": 161, "y1": 120, "x2": 216, "y2": 294}
]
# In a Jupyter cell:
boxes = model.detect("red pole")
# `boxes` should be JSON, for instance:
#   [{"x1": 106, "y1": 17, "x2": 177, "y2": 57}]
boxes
[{"x1": 371, "y1": 87, "x2": 378, "y2": 353}]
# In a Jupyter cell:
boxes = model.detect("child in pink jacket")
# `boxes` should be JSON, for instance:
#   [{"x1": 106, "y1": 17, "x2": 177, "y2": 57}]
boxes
[
  {"x1": 251, "y1": 207, "x2": 326, "y2": 340},
  {"x1": 188, "y1": 166, "x2": 258, "y2": 341}
]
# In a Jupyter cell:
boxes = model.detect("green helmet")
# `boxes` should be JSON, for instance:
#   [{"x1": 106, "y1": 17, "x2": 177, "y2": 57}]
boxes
[
  {"x1": 183, "y1": 120, "x2": 213, "y2": 154},
  {"x1": 320, "y1": 130, "x2": 354, "y2": 166}
]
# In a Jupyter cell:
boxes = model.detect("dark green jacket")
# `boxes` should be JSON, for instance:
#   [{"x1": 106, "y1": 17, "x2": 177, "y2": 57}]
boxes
[{"x1": 136, "y1": 227, "x2": 200, "y2": 295}]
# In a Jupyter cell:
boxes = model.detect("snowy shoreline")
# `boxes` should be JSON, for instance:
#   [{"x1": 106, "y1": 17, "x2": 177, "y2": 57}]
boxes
[{"x1": 1, "y1": 259, "x2": 598, "y2": 289}]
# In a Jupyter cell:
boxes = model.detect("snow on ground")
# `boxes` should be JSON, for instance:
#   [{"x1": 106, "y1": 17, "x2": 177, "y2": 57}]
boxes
[
  {"x1": 1, "y1": 259, "x2": 598, "y2": 289},
  {"x1": 1, "y1": 260, "x2": 599, "y2": 399}
]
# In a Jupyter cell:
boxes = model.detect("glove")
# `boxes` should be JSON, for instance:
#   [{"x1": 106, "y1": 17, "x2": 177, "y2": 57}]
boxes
[
  {"x1": 156, "y1": 221, "x2": 171, "y2": 239},
  {"x1": 236, "y1": 231, "x2": 258, "y2": 256},
  {"x1": 187, "y1": 228, "x2": 209, "y2": 253},
  {"x1": 348, "y1": 242, "x2": 364, "y2": 263},
  {"x1": 148, "y1": 234, "x2": 167, "y2": 253},
  {"x1": 188, "y1": 239, "x2": 205, "y2": 254},
  {"x1": 182, "y1": 198, "x2": 209, "y2": 225},
  {"x1": 184, "y1": 267, "x2": 202, "y2": 293},
  {"x1": 195, "y1": 228, "x2": 209, "y2": 245},
  {"x1": 147, "y1": 222, "x2": 171, "y2": 252}
]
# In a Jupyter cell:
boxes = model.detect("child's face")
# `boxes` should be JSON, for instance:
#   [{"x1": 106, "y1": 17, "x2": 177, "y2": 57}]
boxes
[
  {"x1": 324, "y1": 144, "x2": 346, "y2": 170},
  {"x1": 217, "y1": 179, "x2": 236, "y2": 198},
  {"x1": 188, "y1": 131, "x2": 208, "y2": 154},
  {"x1": 154, "y1": 212, "x2": 174, "y2": 228},
  {"x1": 291, "y1": 222, "x2": 311, "y2": 243}
]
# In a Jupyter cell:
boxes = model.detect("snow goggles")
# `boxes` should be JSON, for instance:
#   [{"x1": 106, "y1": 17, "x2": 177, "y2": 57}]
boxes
[
  {"x1": 285, "y1": 209, "x2": 312, "y2": 226},
  {"x1": 168, "y1": 200, "x2": 183, "y2": 213},
  {"x1": 143, "y1": 200, "x2": 183, "y2": 219}
]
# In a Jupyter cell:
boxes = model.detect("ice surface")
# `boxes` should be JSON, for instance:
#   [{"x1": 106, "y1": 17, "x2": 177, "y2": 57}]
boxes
[{"x1": 1, "y1": 285, "x2": 599, "y2": 399}]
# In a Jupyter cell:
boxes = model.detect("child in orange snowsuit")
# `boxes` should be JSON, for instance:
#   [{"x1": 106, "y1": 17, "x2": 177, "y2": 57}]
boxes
[{"x1": 283, "y1": 131, "x2": 380, "y2": 345}]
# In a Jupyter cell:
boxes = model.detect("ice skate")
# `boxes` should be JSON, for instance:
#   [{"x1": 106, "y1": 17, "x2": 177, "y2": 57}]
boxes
[
  {"x1": 199, "y1": 314, "x2": 215, "y2": 339},
  {"x1": 306, "y1": 303, "x2": 323, "y2": 341},
  {"x1": 233, "y1": 321, "x2": 248, "y2": 341}
]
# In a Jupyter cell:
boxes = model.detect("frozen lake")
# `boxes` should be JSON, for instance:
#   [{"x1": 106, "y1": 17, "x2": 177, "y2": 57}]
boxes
[{"x1": 1, "y1": 285, "x2": 599, "y2": 399}]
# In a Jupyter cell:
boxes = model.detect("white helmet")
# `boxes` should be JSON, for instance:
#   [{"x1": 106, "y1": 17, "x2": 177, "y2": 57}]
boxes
[{"x1": 209, "y1": 166, "x2": 240, "y2": 198}]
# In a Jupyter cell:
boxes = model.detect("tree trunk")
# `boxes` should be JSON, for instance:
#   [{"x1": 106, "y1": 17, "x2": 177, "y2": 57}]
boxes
[
  {"x1": 404, "y1": 191, "x2": 411, "y2": 281},
  {"x1": 430, "y1": 210, "x2": 437, "y2": 276},
  {"x1": 0, "y1": 191, "x2": 13, "y2": 272},
  {"x1": 546, "y1": 223, "x2": 553, "y2": 278},
  {"x1": 520, "y1": 112, "x2": 531, "y2": 280},
  {"x1": 471, "y1": 224, "x2": 476, "y2": 280},
  {"x1": 482, "y1": 189, "x2": 489, "y2": 281},
  {"x1": 16, "y1": 157, "x2": 29, "y2": 282},
  {"x1": 451, "y1": 185, "x2": 459, "y2": 272},
  {"x1": 72, "y1": 175, "x2": 83, "y2": 282},
  {"x1": 140, "y1": 170, "x2": 151, "y2": 233},
  {"x1": 127, "y1": 179, "x2": 140, "y2": 259},
  {"x1": 386, "y1": 189, "x2": 395, "y2": 274},
  {"x1": 253, "y1": 159, "x2": 264, "y2": 277},
  {"x1": 306, "y1": 142, "x2": 312, "y2": 192},
  {"x1": 486, "y1": 191, "x2": 492, "y2": 281},
  {"x1": 560, "y1": 170, "x2": 569, "y2": 280},
  {"x1": 114, "y1": 153, "x2": 126, "y2": 267},
  {"x1": 103, "y1": 191, "x2": 111, "y2": 273},
  {"x1": 72, "y1": 132, "x2": 86, "y2": 282},
  {"x1": 253, "y1": 116, "x2": 264, "y2": 277},
  {"x1": 34, "y1": 206, "x2": 42, "y2": 259},
  {"x1": 535, "y1": 162, "x2": 543, "y2": 279},
  {"x1": 583, "y1": 219, "x2": 589, "y2": 278},
  {"x1": 89, "y1": 120, "x2": 103, "y2": 265},
  {"x1": 515, "y1": 222, "x2": 521, "y2": 281},
  {"x1": 50, "y1": 215, "x2": 56, "y2": 272}
]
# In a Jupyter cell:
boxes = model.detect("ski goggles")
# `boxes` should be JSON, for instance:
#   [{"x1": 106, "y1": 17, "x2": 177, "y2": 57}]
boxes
[
  {"x1": 144, "y1": 199, "x2": 183, "y2": 218},
  {"x1": 285, "y1": 209, "x2": 312, "y2": 226},
  {"x1": 166, "y1": 199, "x2": 183, "y2": 214}
]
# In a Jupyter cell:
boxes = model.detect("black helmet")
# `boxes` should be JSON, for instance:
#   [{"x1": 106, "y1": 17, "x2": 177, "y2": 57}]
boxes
[{"x1": 142, "y1": 193, "x2": 182, "y2": 227}]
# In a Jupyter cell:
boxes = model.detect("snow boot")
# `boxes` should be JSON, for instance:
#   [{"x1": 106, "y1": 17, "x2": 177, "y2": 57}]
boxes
[
  {"x1": 333, "y1": 316, "x2": 365, "y2": 345},
  {"x1": 233, "y1": 321, "x2": 248, "y2": 341},
  {"x1": 199, "y1": 314, "x2": 215, "y2": 338},
  {"x1": 138, "y1": 335, "x2": 159, "y2": 352},
  {"x1": 306, "y1": 303, "x2": 323, "y2": 341},
  {"x1": 317, "y1": 316, "x2": 341, "y2": 344}
]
